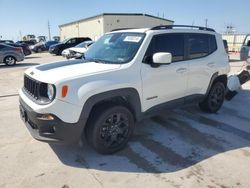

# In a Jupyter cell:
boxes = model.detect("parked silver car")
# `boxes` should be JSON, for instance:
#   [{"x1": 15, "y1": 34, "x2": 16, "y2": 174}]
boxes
[
  {"x1": 0, "y1": 43, "x2": 25, "y2": 66},
  {"x1": 240, "y1": 34, "x2": 250, "y2": 61}
]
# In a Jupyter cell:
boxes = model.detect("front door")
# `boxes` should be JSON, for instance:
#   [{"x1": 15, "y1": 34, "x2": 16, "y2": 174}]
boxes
[{"x1": 141, "y1": 33, "x2": 189, "y2": 112}]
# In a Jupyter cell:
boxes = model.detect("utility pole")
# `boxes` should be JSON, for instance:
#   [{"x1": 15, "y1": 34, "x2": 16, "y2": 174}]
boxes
[
  {"x1": 19, "y1": 30, "x2": 22, "y2": 41},
  {"x1": 205, "y1": 18, "x2": 208, "y2": 28},
  {"x1": 48, "y1": 20, "x2": 51, "y2": 41}
]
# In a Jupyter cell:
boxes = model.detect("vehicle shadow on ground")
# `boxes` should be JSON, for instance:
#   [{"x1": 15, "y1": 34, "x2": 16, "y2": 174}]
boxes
[
  {"x1": 25, "y1": 56, "x2": 41, "y2": 59},
  {"x1": 230, "y1": 59, "x2": 244, "y2": 63},
  {"x1": 50, "y1": 89, "x2": 250, "y2": 174},
  {"x1": 0, "y1": 63, "x2": 40, "y2": 69}
]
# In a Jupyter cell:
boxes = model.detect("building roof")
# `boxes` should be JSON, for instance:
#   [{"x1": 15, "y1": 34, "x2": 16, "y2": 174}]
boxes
[{"x1": 59, "y1": 13, "x2": 174, "y2": 28}]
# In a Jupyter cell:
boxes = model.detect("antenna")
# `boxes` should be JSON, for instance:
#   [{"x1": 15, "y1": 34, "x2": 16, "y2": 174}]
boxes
[{"x1": 205, "y1": 18, "x2": 208, "y2": 28}]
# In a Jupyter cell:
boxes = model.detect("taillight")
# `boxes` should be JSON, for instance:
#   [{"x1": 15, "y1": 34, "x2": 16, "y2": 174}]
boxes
[{"x1": 15, "y1": 48, "x2": 23, "y2": 53}]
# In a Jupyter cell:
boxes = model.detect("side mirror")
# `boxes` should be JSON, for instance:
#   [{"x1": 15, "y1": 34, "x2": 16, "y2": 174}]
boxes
[{"x1": 152, "y1": 52, "x2": 172, "y2": 65}]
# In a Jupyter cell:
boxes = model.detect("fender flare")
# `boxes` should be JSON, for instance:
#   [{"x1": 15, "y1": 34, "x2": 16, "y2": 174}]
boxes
[
  {"x1": 205, "y1": 72, "x2": 228, "y2": 96},
  {"x1": 78, "y1": 88, "x2": 142, "y2": 122}
]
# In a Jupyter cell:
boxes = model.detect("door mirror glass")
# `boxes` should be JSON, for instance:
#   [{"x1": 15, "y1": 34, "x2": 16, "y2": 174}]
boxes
[{"x1": 152, "y1": 52, "x2": 172, "y2": 64}]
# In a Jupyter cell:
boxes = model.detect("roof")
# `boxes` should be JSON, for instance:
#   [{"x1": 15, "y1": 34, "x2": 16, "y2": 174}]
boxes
[{"x1": 59, "y1": 13, "x2": 174, "y2": 28}]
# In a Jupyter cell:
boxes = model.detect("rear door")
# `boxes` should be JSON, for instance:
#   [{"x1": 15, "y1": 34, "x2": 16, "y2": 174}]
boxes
[{"x1": 186, "y1": 33, "x2": 218, "y2": 96}]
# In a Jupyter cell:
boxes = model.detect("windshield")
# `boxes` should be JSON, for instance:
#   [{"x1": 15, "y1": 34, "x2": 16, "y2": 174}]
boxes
[{"x1": 84, "y1": 32, "x2": 145, "y2": 64}]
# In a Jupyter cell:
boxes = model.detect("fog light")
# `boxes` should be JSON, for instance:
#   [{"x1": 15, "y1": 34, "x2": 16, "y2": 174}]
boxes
[{"x1": 37, "y1": 114, "x2": 54, "y2": 121}]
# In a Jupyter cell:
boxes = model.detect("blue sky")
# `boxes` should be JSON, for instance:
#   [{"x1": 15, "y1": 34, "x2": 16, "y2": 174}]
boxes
[{"x1": 0, "y1": 0, "x2": 249, "y2": 41}]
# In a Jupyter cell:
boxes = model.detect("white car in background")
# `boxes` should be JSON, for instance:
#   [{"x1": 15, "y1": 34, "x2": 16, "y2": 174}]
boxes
[{"x1": 61, "y1": 40, "x2": 94, "y2": 59}]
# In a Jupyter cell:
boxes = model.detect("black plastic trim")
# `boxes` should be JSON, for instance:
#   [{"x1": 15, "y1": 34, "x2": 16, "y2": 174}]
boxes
[
  {"x1": 79, "y1": 88, "x2": 142, "y2": 121},
  {"x1": 19, "y1": 97, "x2": 86, "y2": 143},
  {"x1": 151, "y1": 25, "x2": 215, "y2": 32}
]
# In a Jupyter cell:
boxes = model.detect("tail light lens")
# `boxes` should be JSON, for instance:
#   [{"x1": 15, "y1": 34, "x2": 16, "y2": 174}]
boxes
[{"x1": 15, "y1": 48, "x2": 23, "y2": 53}]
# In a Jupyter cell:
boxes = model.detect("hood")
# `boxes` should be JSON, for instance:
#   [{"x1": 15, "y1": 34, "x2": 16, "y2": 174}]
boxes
[
  {"x1": 25, "y1": 59, "x2": 121, "y2": 84},
  {"x1": 69, "y1": 47, "x2": 87, "y2": 53}
]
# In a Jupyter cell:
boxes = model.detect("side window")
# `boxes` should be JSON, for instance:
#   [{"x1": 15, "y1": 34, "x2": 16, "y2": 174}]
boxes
[
  {"x1": 144, "y1": 33, "x2": 185, "y2": 63},
  {"x1": 0, "y1": 45, "x2": 5, "y2": 50},
  {"x1": 244, "y1": 36, "x2": 250, "y2": 46},
  {"x1": 187, "y1": 34, "x2": 209, "y2": 59},
  {"x1": 67, "y1": 38, "x2": 76, "y2": 44},
  {"x1": 71, "y1": 38, "x2": 76, "y2": 44}
]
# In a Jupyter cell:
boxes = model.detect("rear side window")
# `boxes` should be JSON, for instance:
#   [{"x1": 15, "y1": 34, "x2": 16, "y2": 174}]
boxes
[
  {"x1": 187, "y1": 34, "x2": 217, "y2": 60},
  {"x1": 144, "y1": 33, "x2": 185, "y2": 62},
  {"x1": 187, "y1": 34, "x2": 209, "y2": 59}
]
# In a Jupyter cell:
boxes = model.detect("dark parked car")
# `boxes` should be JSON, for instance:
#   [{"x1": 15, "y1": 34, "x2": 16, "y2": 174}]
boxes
[
  {"x1": 31, "y1": 41, "x2": 59, "y2": 53},
  {"x1": 49, "y1": 37, "x2": 91, "y2": 55},
  {"x1": 0, "y1": 40, "x2": 14, "y2": 44},
  {"x1": 16, "y1": 40, "x2": 37, "y2": 46},
  {"x1": 0, "y1": 43, "x2": 24, "y2": 66},
  {"x1": 7, "y1": 43, "x2": 32, "y2": 56}
]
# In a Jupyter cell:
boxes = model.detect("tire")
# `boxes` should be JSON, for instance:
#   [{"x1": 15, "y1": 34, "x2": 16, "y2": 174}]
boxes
[
  {"x1": 85, "y1": 104, "x2": 135, "y2": 154},
  {"x1": 199, "y1": 82, "x2": 225, "y2": 113},
  {"x1": 37, "y1": 48, "x2": 42, "y2": 53},
  {"x1": 57, "y1": 49, "x2": 63, "y2": 56},
  {"x1": 4, "y1": 56, "x2": 16, "y2": 66}
]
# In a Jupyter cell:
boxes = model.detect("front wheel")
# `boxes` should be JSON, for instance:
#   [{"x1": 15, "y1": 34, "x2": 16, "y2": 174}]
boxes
[
  {"x1": 199, "y1": 82, "x2": 225, "y2": 113},
  {"x1": 85, "y1": 104, "x2": 135, "y2": 154}
]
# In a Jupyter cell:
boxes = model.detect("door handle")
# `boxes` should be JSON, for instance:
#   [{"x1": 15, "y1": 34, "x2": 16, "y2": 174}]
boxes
[
  {"x1": 176, "y1": 68, "x2": 187, "y2": 74},
  {"x1": 207, "y1": 62, "x2": 215, "y2": 68}
]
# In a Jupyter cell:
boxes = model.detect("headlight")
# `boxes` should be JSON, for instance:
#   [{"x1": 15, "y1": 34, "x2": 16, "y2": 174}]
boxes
[{"x1": 47, "y1": 84, "x2": 55, "y2": 100}]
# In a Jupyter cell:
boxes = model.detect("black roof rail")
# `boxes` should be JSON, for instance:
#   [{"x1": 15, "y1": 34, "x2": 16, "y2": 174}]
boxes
[
  {"x1": 150, "y1": 25, "x2": 215, "y2": 32},
  {"x1": 111, "y1": 28, "x2": 136, "y2": 32}
]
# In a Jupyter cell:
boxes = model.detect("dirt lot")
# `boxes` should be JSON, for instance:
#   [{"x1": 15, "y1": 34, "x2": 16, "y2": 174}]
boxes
[{"x1": 0, "y1": 53, "x2": 250, "y2": 188}]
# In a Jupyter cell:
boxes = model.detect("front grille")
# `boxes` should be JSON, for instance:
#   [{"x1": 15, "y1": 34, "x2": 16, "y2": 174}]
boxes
[{"x1": 24, "y1": 75, "x2": 40, "y2": 99}]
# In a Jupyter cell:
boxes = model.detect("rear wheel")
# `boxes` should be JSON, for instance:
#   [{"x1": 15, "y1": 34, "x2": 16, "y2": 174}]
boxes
[
  {"x1": 4, "y1": 56, "x2": 16, "y2": 66},
  {"x1": 199, "y1": 82, "x2": 225, "y2": 113},
  {"x1": 85, "y1": 104, "x2": 135, "y2": 154}
]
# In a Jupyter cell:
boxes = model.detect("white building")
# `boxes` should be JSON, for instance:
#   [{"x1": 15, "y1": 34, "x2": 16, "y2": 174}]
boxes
[
  {"x1": 59, "y1": 13, "x2": 174, "y2": 41},
  {"x1": 222, "y1": 34, "x2": 246, "y2": 52}
]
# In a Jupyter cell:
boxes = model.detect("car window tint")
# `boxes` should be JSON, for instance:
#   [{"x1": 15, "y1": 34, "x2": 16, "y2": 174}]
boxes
[
  {"x1": 209, "y1": 35, "x2": 217, "y2": 53},
  {"x1": 244, "y1": 36, "x2": 250, "y2": 46},
  {"x1": 67, "y1": 39, "x2": 76, "y2": 44},
  {"x1": 145, "y1": 33, "x2": 185, "y2": 62},
  {"x1": 188, "y1": 34, "x2": 209, "y2": 59}
]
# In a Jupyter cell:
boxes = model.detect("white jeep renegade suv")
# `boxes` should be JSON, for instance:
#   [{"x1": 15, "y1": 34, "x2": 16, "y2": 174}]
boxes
[{"x1": 19, "y1": 25, "x2": 230, "y2": 154}]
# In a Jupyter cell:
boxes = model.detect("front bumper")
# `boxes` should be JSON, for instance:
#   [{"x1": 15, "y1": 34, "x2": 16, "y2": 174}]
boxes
[{"x1": 19, "y1": 97, "x2": 86, "y2": 144}]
